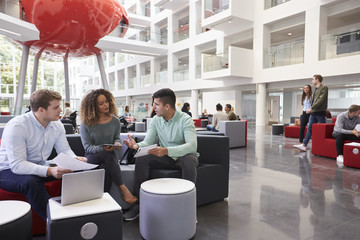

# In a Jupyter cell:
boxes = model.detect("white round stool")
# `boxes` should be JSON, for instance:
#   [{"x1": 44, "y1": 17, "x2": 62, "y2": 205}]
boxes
[
  {"x1": 140, "y1": 178, "x2": 196, "y2": 240},
  {"x1": 0, "y1": 200, "x2": 32, "y2": 240}
]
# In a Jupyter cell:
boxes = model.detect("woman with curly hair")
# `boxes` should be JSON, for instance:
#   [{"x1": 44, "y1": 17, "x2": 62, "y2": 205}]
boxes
[{"x1": 80, "y1": 89, "x2": 137, "y2": 204}]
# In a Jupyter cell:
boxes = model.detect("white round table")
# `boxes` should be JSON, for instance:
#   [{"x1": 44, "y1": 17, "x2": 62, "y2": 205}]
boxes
[
  {"x1": 0, "y1": 200, "x2": 32, "y2": 240},
  {"x1": 140, "y1": 178, "x2": 196, "y2": 240}
]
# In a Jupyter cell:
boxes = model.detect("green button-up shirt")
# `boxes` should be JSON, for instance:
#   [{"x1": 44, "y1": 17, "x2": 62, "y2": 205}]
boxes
[{"x1": 138, "y1": 111, "x2": 198, "y2": 160}]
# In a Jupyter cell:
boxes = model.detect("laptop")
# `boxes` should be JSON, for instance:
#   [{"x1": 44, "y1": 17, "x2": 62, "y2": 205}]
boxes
[{"x1": 52, "y1": 169, "x2": 105, "y2": 206}]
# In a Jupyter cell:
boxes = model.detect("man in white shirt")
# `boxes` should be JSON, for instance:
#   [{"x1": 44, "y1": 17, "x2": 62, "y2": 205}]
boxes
[
  {"x1": 0, "y1": 89, "x2": 87, "y2": 220},
  {"x1": 332, "y1": 104, "x2": 360, "y2": 163},
  {"x1": 61, "y1": 101, "x2": 73, "y2": 119},
  {"x1": 206, "y1": 103, "x2": 228, "y2": 132}
]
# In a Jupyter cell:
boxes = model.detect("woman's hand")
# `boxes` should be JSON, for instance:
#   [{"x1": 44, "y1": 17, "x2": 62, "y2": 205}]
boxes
[{"x1": 114, "y1": 142, "x2": 122, "y2": 150}]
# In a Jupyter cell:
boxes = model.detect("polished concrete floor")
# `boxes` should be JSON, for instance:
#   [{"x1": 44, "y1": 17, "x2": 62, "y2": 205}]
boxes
[{"x1": 34, "y1": 126, "x2": 360, "y2": 240}]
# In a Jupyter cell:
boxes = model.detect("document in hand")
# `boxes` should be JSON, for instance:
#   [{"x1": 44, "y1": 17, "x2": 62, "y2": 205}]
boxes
[
  {"x1": 50, "y1": 153, "x2": 98, "y2": 171},
  {"x1": 133, "y1": 144, "x2": 158, "y2": 158},
  {"x1": 356, "y1": 124, "x2": 360, "y2": 132}
]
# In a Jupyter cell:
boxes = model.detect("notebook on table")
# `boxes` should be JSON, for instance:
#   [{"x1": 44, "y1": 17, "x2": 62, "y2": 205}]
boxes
[{"x1": 51, "y1": 169, "x2": 105, "y2": 206}]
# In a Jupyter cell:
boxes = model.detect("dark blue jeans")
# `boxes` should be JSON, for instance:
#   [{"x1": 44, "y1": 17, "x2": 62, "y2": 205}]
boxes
[
  {"x1": 0, "y1": 169, "x2": 56, "y2": 220},
  {"x1": 206, "y1": 125, "x2": 218, "y2": 132},
  {"x1": 303, "y1": 113, "x2": 326, "y2": 146}
]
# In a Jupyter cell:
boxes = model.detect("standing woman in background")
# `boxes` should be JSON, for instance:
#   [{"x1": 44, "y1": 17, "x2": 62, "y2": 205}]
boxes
[
  {"x1": 299, "y1": 85, "x2": 312, "y2": 144},
  {"x1": 80, "y1": 89, "x2": 137, "y2": 204}
]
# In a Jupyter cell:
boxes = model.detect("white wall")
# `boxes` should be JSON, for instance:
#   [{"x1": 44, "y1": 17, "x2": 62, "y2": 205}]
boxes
[{"x1": 202, "y1": 90, "x2": 236, "y2": 114}]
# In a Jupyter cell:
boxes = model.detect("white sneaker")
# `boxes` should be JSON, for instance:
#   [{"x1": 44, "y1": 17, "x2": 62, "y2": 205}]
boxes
[
  {"x1": 336, "y1": 155, "x2": 344, "y2": 163},
  {"x1": 294, "y1": 144, "x2": 306, "y2": 152}
]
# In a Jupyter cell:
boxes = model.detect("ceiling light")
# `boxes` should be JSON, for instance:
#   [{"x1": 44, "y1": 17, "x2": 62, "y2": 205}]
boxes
[
  {"x1": 288, "y1": 32, "x2": 292, "y2": 36},
  {"x1": 228, "y1": 20, "x2": 232, "y2": 24}
]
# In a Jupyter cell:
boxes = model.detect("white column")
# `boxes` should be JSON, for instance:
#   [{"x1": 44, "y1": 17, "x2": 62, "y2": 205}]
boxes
[
  {"x1": 256, "y1": 83, "x2": 267, "y2": 127},
  {"x1": 304, "y1": 4, "x2": 325, "y2": 64},
  {"x1": 235, "y1": 90, "x2": 242, "y2": 118},
  {"x1": 126, "y1": 96, "x2": 131, "y2": 107},
  {"x1": 14, "y1": 45, "x2": 29, "y2": 115},
  {"x1": 190, "y1": 89, "x2": 199, "y2": 119},
  {"x1": 96, "y1": 54, "x2": 109, "y2": 90},
  {"x1": 64, "y1": 57, "x2": 70, "y2": 102},
  {"x1": 189, "y1": 0, "x2": 197, "y2": 38}
]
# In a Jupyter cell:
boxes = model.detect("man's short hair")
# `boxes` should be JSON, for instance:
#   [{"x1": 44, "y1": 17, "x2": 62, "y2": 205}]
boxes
[
  {"x1": 216, "y1": 103, "x2": 223, "y2": 111},
  {"x1": 226, "y1": 104, "x2": 231, "y2": 109},
  {"x1": 152, "y1": 88, "x2": 176, "y2": 109},
  {"x1": 65, "y1": 102, "x2": 70, "y2": 107},
  {"x1": 313, "y1": 74, "x2": 323, "y2": 83},
  {"x1": 30, "y1": 89, "x2": 62, "y2": 112},
  {"x1": 349, "y1": 104, "x2": 360, "y2": 113}
]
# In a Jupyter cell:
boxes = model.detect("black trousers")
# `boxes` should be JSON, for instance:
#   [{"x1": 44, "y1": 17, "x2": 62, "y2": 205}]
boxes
[
  {"x1": 299, "y1": 111, "x2": 310, "y2": 143},
  {"x1": 333, "y1": 133, "x2": 360, "y2": 156},
  {"x1": 133, "y1": 153, "x2": 198, "y2": 198},
  {"x1": 85, "y1": 151, "x2": 123, "y2": 192}
]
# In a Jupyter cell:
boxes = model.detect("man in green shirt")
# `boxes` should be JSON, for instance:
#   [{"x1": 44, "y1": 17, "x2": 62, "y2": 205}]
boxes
[
  {"x1": 123, "y1": 88, "x2": 198, "y2": 221},
  {"x1": 225, "y1": 104, "x2": 238, "y2": 120}
]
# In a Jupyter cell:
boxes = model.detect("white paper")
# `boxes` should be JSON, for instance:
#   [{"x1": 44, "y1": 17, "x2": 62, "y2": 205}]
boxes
[
  {"x1": 355, "y1": 124, "x2": 360, "y2": 132},
  {"x1": 133, "y1": 144, "x2": 158, "y2": 158},
  {"x1": 345, "y1": 142, "x2": 360, "y2": 147},
  {"x1": 50, "y1": 153, "x2": 98, "y2": 171}
]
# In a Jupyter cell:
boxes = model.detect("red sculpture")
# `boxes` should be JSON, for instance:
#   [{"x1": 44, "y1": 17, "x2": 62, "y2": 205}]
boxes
[{"x1": 20, "y1": 0, "x2": 128, "y2": 57}]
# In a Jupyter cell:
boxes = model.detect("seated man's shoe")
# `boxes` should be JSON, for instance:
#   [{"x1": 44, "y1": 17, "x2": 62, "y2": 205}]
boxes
[
  {"x1": 294, "y1": 144, "x2": 306, "y2": 152},
  {"x1": 123, "y1": 203, "x2": 139, "y2": 221},
  {"x1": 336, "y1": 155, "x2": 344, "y2": 163}
]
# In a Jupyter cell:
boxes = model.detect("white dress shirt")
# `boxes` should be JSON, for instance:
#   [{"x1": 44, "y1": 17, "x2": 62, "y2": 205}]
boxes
[{"x1": 0, "y1": 112, "x2": 76, "y2": 177}]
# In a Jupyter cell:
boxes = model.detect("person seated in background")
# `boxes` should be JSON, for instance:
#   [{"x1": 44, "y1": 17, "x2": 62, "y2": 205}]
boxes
[
  {"x1": 181, "y1": 102, "x2": 192, "y2": 117},
  {"x1": 122, "y1": 105, "x2": 132, "y2": 117},
  {"x1": 225, "y1": 104, "x2": 237, "y2": 120},
  {"x1": 61, "y1": 102, "x2": 72, "y2": 119},
  {"x1": 122, "y1": 88, "x2": 198, "y2": 221},
  {"x1": 79, "y1": 89, "x2": 137, "y2": 204},
  {"x1": 25, "y1": 105, "x2": 31, "y2": 113},
  {"x1": 122, "y1": 105, "x2": 135, "y2": 122},
  {"x1": 200, "y1": 108, "x2": 208, "y2": 119},
  {"x1": 332, "y1": 104, "x2": 360, "y2": 164},
  {"x1": 0, "y1": 89, "x2": 87, "y2": 220},
  {"x1": 206, "y1": 103, "x2": 228, "y2": 132}
]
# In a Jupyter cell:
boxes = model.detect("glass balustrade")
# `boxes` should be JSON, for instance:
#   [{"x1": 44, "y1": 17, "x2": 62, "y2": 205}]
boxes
[
  {"x1": 203, "y1": 52, "x2": 229, "y2": 72},
  {"x1": 173, "y1": 67, "x2": 189, "y2": 82},
  {"x1": 140, "y1": 74, "x2": 151, "y2": 87},
  {"x1": 173, "y1": 26, "x2": 189, "y2": 43},
  {"x1": 320, "y1": 30, "x2": 360, "y2": 60},
  {"x1": 155, "y1": 71, "x2": 168, "y2": 85},
  {"x1": 264, "y1": 0, "x2": 291, "y2": 10},
  {"x1": 128, "y1": 77, "x2": 136, "y2": 89},
  {"x1": 204, "y1": 0, "x2": 229, "y2": 18},
  {"x1": 263, "y1": 41, "x2": 304, "y2": 68}
]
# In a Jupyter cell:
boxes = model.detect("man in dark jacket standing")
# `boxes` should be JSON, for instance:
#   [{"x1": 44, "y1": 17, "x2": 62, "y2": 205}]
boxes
[{"x1": 294, "y1": 74, "x2": 328, "y2": 151}]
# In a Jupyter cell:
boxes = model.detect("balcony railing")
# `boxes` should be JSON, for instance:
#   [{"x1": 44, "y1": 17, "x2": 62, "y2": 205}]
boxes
[
  {"x1": 203, "y1": 52, "x2": 229, "y2": 72},
  {"x1": 140, "y1": 74, "x2": 151, "y2": 87},
  {"x1": 204, "y1": 0, "x2": 229, "y2": 18},
  {"x1": 155, "y1": 70, "x2": 168, "y2": 85},
  {"x1": 320, "y1": 30, "x2": 360, "y2": 60},
  {"x1": 264, "y1": 0, "x2": 291, "y2": 10},
  {"x1": 128, "y1": 77, "x2": 136, "y2": 89},
  {"x1": 173, "y1": 25, "x2": 189, "y2": 43},
  {"x1": 263, "y1": 40, "x2": 304, "y2": 68},
  {"x1": 173, "y1": 66, "x2": 189, "y2": 82},
  {"x1": 109, "y1": 26, "x2": 167, "y2": 45}
]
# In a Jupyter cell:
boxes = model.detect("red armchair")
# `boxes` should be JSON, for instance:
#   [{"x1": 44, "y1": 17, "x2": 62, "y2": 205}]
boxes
[
  {"x1": 0, "y1": 180, "x2": 62, "y2": 235},
  {"x1": 312, "y1": 123, "x2": 360, "y2": 159},
  {"x1": 284, "y1": 125, "x2": 306, "y2": 138}
]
